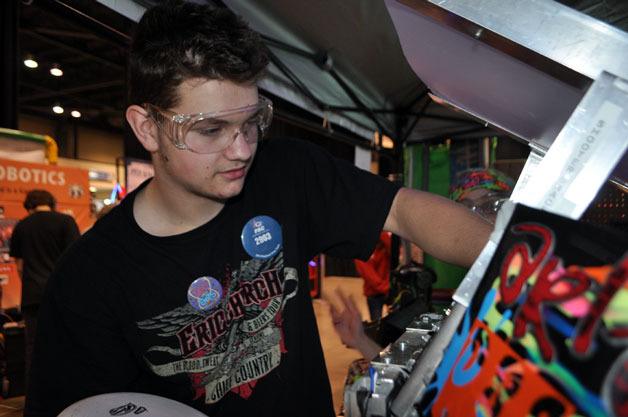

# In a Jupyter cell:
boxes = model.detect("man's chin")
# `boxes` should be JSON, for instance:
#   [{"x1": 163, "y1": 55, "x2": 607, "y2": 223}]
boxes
[{"x1": 204, "y1": 183, "x2": 245, "y2": 202}]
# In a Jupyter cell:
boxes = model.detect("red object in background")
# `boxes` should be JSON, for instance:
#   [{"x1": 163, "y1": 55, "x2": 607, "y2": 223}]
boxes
[
  {"x1": 308, "y1": 256, "x2": 320, "y2": 298},
  {"x1": 355, "y1": 232, "x2": 391, "y2": 298},
  {"x1": 0, "y1": 261, "x2": 20, "y2": 308}
]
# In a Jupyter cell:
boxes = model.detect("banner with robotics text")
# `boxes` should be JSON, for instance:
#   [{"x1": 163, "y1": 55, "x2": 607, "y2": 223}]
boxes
[{"x1": 0, "y1": 157, "x2": 91, "y2": 230}]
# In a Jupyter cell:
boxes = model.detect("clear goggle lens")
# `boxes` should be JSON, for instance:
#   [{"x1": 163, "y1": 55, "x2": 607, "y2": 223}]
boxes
[{"x1": 147, "y1": 96, "x2": 273, "y2": 154}]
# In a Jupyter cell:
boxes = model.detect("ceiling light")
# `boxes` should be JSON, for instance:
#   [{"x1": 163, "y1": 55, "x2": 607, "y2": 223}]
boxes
[
  {"x1": 382, "y1": 135, "x2": 394, "y2": 149},
  {"x1": 71, "y1": 110, "x2": 81, "y2": 118},
  {"x1": 52, "y1": 104, "x2": 64, "y2": 114},
  {"x1": 50, "y1": 64, "x2": 63, "y2": 77},
  {"x1": 373, "y1": 131, "x2": 395, "y2": 149},
  {"x1": 23, "y1": 55, "x2": 38, "y2": 69},
  {"x1": 428, "y1": 92, "x2": 446, "y2": 105}
]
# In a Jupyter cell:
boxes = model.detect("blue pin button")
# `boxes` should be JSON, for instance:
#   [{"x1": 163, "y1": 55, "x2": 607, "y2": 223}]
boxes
[
  {"x1": 187, "y1": 276, "x2": 223, "y2": 312},
  {"x1": 241, "y1": 215, "x2": 283, "y2": 259}
]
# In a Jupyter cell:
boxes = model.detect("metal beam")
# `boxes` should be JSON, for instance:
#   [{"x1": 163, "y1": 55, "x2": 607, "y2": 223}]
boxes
[
  {"x1": 1, "y1": 0, "x2": 18, "y2": 129},
  {"x1": 401, "y1": 95, "x2": 431, "y2": 143},
  {"x1": 264, "y1": 38, "x2": 393, "y2": 135},
  {"x1": 20, "y1": 28, "x2": 125, "y2": 71},
  {"x1": 406, "y1": 126, "x2": 489, "y2": 144},
  {"x1": 273, "y1": 108, "x2": 370, "y2": 150},
  {"x1": 20, "y1": 82, "x2": 121, "y2": 113},
  {"x1": 421, "y1": 113, "x2": 481, "y2": 124},
  {"x1": 267, "y1": 50, "x2": 325, "y2": 109},
  {"x1": 262, "y1": 35, "x2": 317, "y2": 60},
  {"x1": 326, "y1": 106, "x2": 480, "y2": 124},
  {"x1": 327, "y1": 68, "x2": 391, "y2": 137},
  {"x1": 31, "y1": 27, "x2": 102, "y2": 41},
  {"x1": 211, "y1": 0, "x2": 392, "y2": 137},
  {"x1": 20, "y1": 80, "x2": 125, "y2": 102},
  {"x1": 327, "y1": 105, "x2": 392, "y2": 113},
  {"x1": 49, "y1": 0, "x2": 131, "y2": 44},
  {"x1": 20, "y1": 106, "x2": 124, "y2": 132},
  {"x1": 400, "y1": 87, "x2": 429, "y2": 112}
]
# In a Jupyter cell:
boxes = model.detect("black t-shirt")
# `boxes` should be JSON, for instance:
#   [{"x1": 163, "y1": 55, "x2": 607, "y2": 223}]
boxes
[
  {"x1": 9, "y1": 210, "x2": 80, "y2": 307},
  {"x1": 26, "y1": 138, "x2": 400, "y2": 417}
]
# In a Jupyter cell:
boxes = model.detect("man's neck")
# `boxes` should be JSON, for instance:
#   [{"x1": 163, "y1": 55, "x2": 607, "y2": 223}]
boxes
[
  {"x1": 133, "y1": 178, "x2": 225, "y2": 237},
  {"x1": 31, "y1": 205, "x2": 52, "y2": 213}
]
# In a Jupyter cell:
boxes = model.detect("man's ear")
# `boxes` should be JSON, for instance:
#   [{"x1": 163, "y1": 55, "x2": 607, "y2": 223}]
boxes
[{"x1": 126, "y1": 104, "x2": 159, "y2": 153}]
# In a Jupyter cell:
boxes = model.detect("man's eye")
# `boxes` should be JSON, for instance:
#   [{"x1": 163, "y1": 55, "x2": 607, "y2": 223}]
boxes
[
  {"x1": 194, "y1": 126, "x2": 223, "y2": 137},
  {"x1": 243, "y1": 119, "x2": 258, "y2": 130}
]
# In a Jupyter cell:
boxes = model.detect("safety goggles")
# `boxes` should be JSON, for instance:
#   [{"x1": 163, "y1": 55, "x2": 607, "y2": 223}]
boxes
[{"x1": 145, "y1": 96, "x2": 273, "y2": 154}]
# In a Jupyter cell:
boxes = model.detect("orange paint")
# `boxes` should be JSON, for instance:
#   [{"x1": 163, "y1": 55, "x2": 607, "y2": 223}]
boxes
[{"x1": 432, "y1": 321, "x2": 576, "y2": 417}]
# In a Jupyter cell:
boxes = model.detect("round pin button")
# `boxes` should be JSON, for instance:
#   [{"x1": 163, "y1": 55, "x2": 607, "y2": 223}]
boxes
[
  {"x1": 241, "y1": 215, "x2": 283, "y2": 259},
  {"x1": 187, "y1": 276, "x2": 223, "y2": 312}
]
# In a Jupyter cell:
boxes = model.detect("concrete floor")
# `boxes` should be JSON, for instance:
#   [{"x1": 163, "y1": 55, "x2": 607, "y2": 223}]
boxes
[
  {"x1": 0, "y1": 276, "x2": 367, "y2": 416},
  {"x1": 314, "y1": 276, "x2": 370, "y2": 415},
  {"x1": 0, "y1": 396, "x2": 22, "y2": 417}
]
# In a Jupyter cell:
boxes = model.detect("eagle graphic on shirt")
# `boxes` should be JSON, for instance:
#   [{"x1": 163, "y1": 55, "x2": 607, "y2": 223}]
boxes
[{"x1": 136, "y1": 253, "x2": 298, "y2": 404}]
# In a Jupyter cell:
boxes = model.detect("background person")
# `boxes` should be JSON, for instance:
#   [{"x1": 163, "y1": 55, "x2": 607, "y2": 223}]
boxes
[
  {"x1": 9, "y1": 189, "x2": 80, "y2": 388},
  {"x1": 354, "y1": 231, "x2": 391, "y2": 321}
]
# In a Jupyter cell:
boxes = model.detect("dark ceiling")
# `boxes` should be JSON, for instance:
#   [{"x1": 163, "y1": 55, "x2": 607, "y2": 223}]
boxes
[
  {"x1": 556, "y1": 0, "x2": 628, "y2": 27},
  {"x1": 15, "y1": 0, "x2": 628, "y2": 139},
  {"x1": 18, "y1": 0, "x2": 132, "y2": 133}
]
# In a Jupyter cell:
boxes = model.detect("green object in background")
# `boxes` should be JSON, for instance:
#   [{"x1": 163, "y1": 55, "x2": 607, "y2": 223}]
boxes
[
  {"x1": 490, "y1": 136, "x2": 498, "y2": 167},
  {"x1": 405, "y1": 144, "x2": 468, "y2": 289},
  {"x1": 0, "y1": 127, "x2": 48, "y2": 144}
]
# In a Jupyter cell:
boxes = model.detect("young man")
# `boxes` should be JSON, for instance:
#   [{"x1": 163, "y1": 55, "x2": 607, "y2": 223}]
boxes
[
  {"x1": 25, "y1": 2, "x2": 490, "y2": 416},
  {"x1": 9, "y1": 189, "x2": 80, "y2": 388}
]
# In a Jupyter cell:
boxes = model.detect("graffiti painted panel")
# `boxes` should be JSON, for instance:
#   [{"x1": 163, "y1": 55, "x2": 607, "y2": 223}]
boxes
[
  {"x1": 432, "y1": 321, "x2": 576, "y2": 417},
  {"x1": 421, "y1": 204, "x2": 628, "y2": 417}
]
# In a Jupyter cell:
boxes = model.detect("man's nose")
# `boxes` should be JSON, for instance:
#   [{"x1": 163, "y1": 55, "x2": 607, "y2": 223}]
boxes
[{"x1": 224, "y1": 127, "x2": 253, "y2": 159}]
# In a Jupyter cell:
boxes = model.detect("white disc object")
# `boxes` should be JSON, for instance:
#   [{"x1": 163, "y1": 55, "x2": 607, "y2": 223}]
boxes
[{"x1": 57, "y1": 392, "x2": 208, "y2": 417}]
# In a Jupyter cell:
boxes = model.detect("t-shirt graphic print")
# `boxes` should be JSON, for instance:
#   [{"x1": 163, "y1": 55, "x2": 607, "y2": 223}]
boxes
[{"x1": 136, "y1": 252, "x2": 298, "y2": 404}]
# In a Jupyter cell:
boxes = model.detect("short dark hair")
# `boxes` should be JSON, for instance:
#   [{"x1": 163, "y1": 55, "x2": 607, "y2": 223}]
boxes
[
  {"x1": 24, "y1": 190, "x2": 56, "y2": 211},
  {"x1": 128, "y1": 0, "x2": 270, "y2": 109}
]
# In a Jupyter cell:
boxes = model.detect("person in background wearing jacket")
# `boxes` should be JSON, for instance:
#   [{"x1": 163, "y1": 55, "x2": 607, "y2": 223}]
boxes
[{"x1": 354, "y1": 231, "x2": 391, "y2": 321}]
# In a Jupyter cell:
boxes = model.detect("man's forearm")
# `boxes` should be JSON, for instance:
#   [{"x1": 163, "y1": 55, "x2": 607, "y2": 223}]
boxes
[{"x1": 385, "y1": 188, "x2": 492, "y2": 268}]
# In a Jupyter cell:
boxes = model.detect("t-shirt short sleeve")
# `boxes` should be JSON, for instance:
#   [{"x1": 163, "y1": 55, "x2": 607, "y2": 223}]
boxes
[{"x1": 270, "y1": 138, "x2": 401, "y2": 260}]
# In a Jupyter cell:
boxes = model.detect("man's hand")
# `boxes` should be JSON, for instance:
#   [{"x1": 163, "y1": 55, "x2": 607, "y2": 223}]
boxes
[{"x1": 328, "y1": 288, "x2": 382, "y2": 359}]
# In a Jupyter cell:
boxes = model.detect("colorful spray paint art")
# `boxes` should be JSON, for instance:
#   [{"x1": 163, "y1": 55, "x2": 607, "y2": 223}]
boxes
[{"x1": 420, "y1": 204, "x2": 627, "y2": 417}]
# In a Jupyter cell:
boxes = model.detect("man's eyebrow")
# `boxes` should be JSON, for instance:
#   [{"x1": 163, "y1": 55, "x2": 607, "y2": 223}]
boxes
[
  {"x1": 196, "y1": 108, "x2": 260, "y2": 123},
  {"x1": 194, "y1": 116, "x2": 229, "y2": 124}
]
